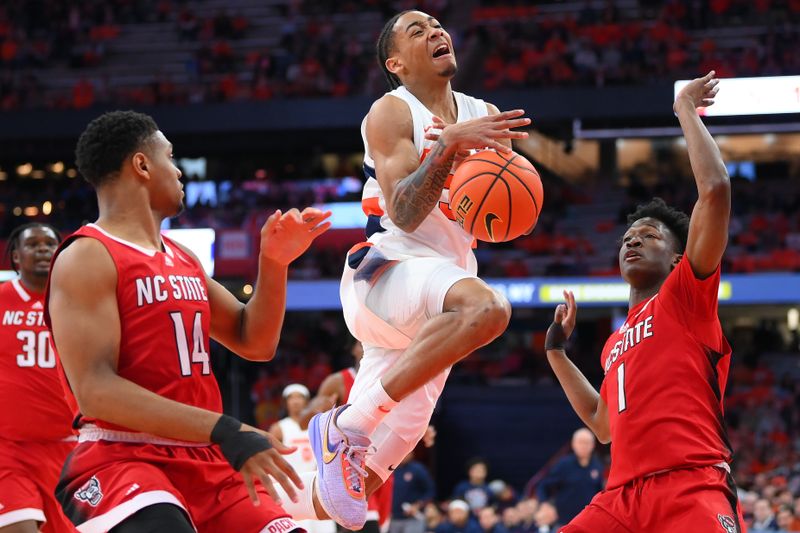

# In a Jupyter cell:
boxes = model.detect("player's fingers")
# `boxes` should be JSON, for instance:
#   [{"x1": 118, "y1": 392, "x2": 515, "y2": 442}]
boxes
[
  {"x1": 494, "y1": 117, "x2": 531, "y2": 130},
  {"x1": 554, "y1": 304, "x2": 565, "y2": 322},
  {"x1": 485, "y1": 140, "x2": 512, "y2": 153},
  {"x1": 271, "y1": 438, "x2": 297, "y2": 455},
  {"x1": 270, "y1": 461, "x2": 300, "y2": 501},
  {"x1": 492, "y1": 129, "x2": 529, "y2": 140},
  {"x1": 258, "y1": 470, "x2": 281, "y2": 505},
  {"x1": 310, "y1": 221, "x2": 332, "y2": 239},
  {"x1": 702, "y1": 99, "x2": 715, "y2": 107},
  {"x1": 263, "y1": 210, "x2": 281, "y2": 233},
  {"x1": 425, "y1": 132, "x2": 441, "y2": 141},
  {"x1": 275, "y1": 453, "x2": 305, "y2": 490},
  {"x1": 242, "y1": 470, "x2": 260, "y2": 505},
  {"x1": 304, "y1": 210, "x2": 332, "y2": 226},
  {"x1": 282, "y1": 208, "x2": 303, "y2": 224},
  {"x1": 703, "y1": 70, "x2": 716, "y2": 81},
  {"x1": 492, "y1": 109, "x2": 525, "y2": 120}
]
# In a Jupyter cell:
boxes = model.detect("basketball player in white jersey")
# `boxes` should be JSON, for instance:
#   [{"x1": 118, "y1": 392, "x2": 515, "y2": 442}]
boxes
[
  {"x1": 270, "y1": 385, "x2": 337, "y2": 533},
  {"x1": 271, "y1": 10, "x2": 531, "y2": 530}
]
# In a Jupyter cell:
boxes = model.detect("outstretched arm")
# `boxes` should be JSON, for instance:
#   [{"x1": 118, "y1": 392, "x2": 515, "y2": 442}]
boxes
[
  {"x1": 674, "y1": 71, "x2": 731, "y2": 279},
  {"x1": 205, "y1": 207, "x2": 330, "y2": 361},
  {"x1": 544, "y1": 291, "x2": 610, "y2": 444},
  {"x1": 367, "y1": 96, "x2": 529, "y2": 232}
]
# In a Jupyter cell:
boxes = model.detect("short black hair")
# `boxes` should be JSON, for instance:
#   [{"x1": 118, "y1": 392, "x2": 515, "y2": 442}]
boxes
[
  {"x1": 626, "y1": 197, "x2": 690, "y2": 253},
  {"x1": 376, "y1": 11, "x2": 411, "y2": 90},
  {"x1": 5, "y1": 223, "x2": 61, "y2": 273},
  {"x1": 466, "y1": 457, "x2": 488, "y2": 471},
  {"x1": 75, "y1": 110, "x2": 159, "y2": 187}
]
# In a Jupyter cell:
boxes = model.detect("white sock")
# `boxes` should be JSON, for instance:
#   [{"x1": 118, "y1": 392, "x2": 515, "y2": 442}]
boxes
[
  {"x1": 337, "y1": 380, "x2": 399, "y2": 436},
  {"x1": 273, "y1": 471, "x2": 319, "y2": 520}
]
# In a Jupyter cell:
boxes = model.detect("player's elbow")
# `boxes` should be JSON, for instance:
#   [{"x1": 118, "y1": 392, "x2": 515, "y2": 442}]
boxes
[
  {"x1": 698, "y1": 171, "x2": 731, "y2": 200},
  {"x1": 237, "y1": 342, "x2": 278, "y2": 362},
  {"x1": 72, "y1": 376, "x2": 115, "y2": 420},
  {"x1": 595, "y1": 431, "x2": 611, "y2": 445}
]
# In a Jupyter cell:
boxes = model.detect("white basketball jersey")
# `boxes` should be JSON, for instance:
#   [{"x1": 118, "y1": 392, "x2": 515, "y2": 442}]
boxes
[
  {"x1": 278, "y1": 417, "x2": 316, "y2": 473},
  {"x1": 360, "y1": 86, "x2": 488, "y2": 268}
]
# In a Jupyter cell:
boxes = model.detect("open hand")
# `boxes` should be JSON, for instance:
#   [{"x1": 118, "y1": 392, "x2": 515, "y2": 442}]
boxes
[
  {"x1": 674, "y1": 71, "x2": 720, "y2": 112},
  {"x1": 239, "y1": 426, "x2": 304, "y2": 506},
  {"x1": 426, "y1": 109, "x2": 530, "y2": 154},
  {"x1": 260, "y1": 207, "x2": 332, "y2": 266},
  {"x1": 553, "y1": 290, "x2": 577, "y2": 340}
]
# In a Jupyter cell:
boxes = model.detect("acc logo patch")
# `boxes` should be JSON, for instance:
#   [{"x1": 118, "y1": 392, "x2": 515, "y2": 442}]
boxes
[
  {"x1": 717, "y1": 513, "x2": 736, "y2": 533},
  {"x1": 75, "y1": 476, "x2": 103, "y2": 507}
]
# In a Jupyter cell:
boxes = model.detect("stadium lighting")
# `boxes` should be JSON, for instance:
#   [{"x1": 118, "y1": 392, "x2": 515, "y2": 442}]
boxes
[
  {"x1": 789, "y1": 308, "x2": 799, "y2": 331},
  {"x1": 31, "y1": 170, "x2": 45, "y2": 179},
  {"x1": 23, "y1": 206, "x2": 39, "y2": 216},
  {"x1": 242, "y1": 284, "x2": 253, "y2": 296},
  {"x1": 16, "y1": 163, "x2": 32, "y2": 176},
  {"x1": 12, "y1": 207, "x2": 21, "y2": 216},
  {"x1": 42, "y1": 201, "x2": 53, "y2": 215},
  {"x1": 66, "y1": 169, "x2": 78, "y2": 178},
  {"x1": 51, "y1": 161, "x2": 65, "y2": 173},
  {"x1": 674, "y1": 75, "x2": 800, "y2": 117}
]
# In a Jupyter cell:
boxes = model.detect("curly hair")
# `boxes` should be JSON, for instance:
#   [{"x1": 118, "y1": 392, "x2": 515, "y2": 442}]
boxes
[
  {"x1": 5, "y1": 223, "x2": 61, "y2": 273},
  {"x1": 376, "y1": 11, "x2": 411, "y2": 90},
  {"x1": 75, "y1": 110, "x2": 159, "y2": 187},
  {"x1": 626, "y1": 197, "x2": 690, "y2": 253}
]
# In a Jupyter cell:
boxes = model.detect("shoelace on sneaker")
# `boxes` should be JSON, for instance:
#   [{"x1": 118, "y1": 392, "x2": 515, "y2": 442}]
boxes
[{"x1": 342, "y1": 443, "x2": 373, "y2": 492}]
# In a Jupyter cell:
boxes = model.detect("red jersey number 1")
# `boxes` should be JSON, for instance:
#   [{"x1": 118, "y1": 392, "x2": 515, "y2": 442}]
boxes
[
  {"x1": 170, "y1": 311, "x2": 210, "y2": 377},
  {"x1": 617, "y1": 362, "x2": 627, "y2": 413}
]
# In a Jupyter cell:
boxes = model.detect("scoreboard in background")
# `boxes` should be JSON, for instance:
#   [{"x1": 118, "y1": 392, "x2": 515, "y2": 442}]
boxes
[{"x1": 674, "y1": 75, "x2": 800, "y2": 117}]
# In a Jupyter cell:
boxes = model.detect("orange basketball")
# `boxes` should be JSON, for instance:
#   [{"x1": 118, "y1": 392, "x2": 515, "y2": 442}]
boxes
[{"x1": 449, "y1": 150, "x2": 543, "y2": 243}]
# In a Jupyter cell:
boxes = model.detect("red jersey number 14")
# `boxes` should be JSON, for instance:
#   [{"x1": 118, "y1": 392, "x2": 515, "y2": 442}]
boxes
[{"x1": 169, "y1": 311, "x2": 210, "y2": 377}]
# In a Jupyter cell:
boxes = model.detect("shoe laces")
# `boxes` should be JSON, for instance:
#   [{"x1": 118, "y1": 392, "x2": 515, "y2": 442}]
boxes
[{"x1": 342, "y1": 443, "x2": 373, "y2": 492}]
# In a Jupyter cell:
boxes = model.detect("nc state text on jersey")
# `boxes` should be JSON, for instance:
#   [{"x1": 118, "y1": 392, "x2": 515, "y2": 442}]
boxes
[
  {"x1": 135, "y1": 275, "x2": 208, "y2": 307},
  {"x1": 604, "y1": 315, "x2": 654, "y2": 373}
]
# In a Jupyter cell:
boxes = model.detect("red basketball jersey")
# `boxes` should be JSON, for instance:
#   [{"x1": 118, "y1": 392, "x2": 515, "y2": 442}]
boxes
[
  {"x1": 0, "y1": 279, "x2": 74, "y2": 440},
  {"x1": 341, "y1": 367, "x2": 356, "y2": 402},
  {"x1": 45, "y1": 224, "x2": 223, "y2": 432},
  {"x1": 599, "y1": 255, "x2": 733, "y2": 489}
]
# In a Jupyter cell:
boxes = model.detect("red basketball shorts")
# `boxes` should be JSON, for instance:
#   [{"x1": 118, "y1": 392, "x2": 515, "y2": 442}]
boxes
[
  {"x1": 57, "y1": 438, "x2": 300, "y2": 533},
  {"x1": 0, "y1": 437, "x2": 77, "y2": 532},
  {"x1": 561, "y1": 464, "x2": 745, "y2": 533}
]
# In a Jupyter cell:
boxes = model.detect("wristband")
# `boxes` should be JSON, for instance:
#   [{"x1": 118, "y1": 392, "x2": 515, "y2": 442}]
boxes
[
  {"x1": 545, "y1": 322, "x2": 567, "y2": 351},
  {"x1": 211, "y1": 414, "x2": 272, "y2": 470}
]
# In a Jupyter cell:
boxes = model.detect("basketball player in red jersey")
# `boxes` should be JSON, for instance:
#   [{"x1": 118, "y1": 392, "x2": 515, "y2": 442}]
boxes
[
  {"x1": 0, "y1": 223, "x2": 76, "y2": 533},
  {"x1": 45, "y1": 111, "x2": 331, "y2": 532},
  {"x1": 279, "y1": 11, "x2": 530, "y2": 529},
  {"x1": 546, "y1": 72, "x2": 743, "y2": 532}
]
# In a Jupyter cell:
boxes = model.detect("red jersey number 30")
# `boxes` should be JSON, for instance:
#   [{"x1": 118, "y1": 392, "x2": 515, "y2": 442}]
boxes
[{"x1": 17, "y1": 330, "x2": 56, "y2": 368}]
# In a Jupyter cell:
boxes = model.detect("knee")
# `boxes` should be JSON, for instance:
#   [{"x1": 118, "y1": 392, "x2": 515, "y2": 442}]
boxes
[{"x1": 461, "y1": 289, "x2": 511, "y2": 342}]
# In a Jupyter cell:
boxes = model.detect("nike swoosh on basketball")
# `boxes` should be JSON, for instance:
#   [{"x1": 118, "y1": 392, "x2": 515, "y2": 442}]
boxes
[
  {"x1": 321, "y1": 412, "x2": 339, "y2": 464},
  {"x1": 484, "y1": 213, "x2": 501, "y2": 242},
  {"x1": 387, "y1": 465, "x2": 397, "y2": 471}
]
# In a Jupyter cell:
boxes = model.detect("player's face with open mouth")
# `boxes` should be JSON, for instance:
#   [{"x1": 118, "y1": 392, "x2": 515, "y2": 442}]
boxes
[
  {"x1": 395, "y1": 11, "x2": 457, "y2": 79},
  {"x1": 619, "y1": 218, "x2": 678, "y2": 286}
]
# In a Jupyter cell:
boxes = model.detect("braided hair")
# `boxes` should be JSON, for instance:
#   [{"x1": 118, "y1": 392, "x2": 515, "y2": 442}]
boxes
[
  {"x1": 5, "y1": 223, "x2": 61, "y2": 273},
  {"x1": 376, "y1": 11, "x2": 411, "y2": 90}
]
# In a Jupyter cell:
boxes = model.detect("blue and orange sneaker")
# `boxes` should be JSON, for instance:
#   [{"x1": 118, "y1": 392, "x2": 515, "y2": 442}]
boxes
[{"x1": 309, "y1": 405, "x2": 371, "y2": 530}]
